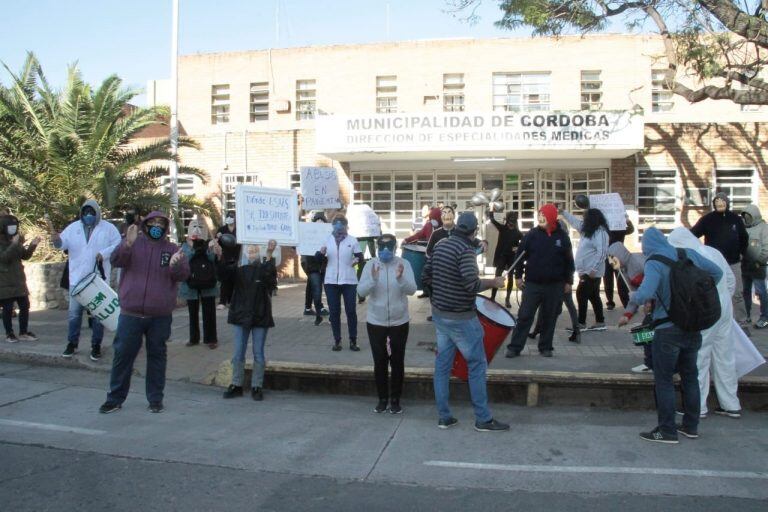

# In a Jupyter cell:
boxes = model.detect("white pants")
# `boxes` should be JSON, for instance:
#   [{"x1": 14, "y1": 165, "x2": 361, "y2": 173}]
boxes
[
  {"x1": 699, "y1": 316, "x2": 741, "y2": 413},
  {"x1": 730, "y1": 263, "x2": 747, "y2": 322}
]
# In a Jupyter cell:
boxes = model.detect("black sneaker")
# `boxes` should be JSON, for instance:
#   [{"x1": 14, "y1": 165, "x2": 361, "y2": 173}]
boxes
[
  {"x1": 314, "y1": 315, "x2": 323, "y2": 326},
  {"x1": 505, "y1": 348, "x2": 520, "y2": 358},
  {"x1": 606, "y1": 302, "x2": 616, "y2": 311},
  {"x1": 62, "y1": 343, "x2": 77, "y2": 358},
  {"x1": 251, "y1": 387, "x2": 263, "y2": 401},
  {"x1": 676, "y1": 425, "x2": 699, "y2": 439},
  {"x1": 223, "y1": 385, "x2": 243, "y2": 399},
  {"x1": 303, "y1": 308, "x2": 314, "y2": 316},
  {"x1": 540, "y1": 350, "x2": 553, "y2": 358},
  {"x1": 527, "y1": 330, "x2": 539, "y2": 339},
  {"x1": 374, "y1": 399, "x2": 388, "y2": 413},
  {"x1": 389, "y1": 399, "x2": 402, "y2": 415},
  {"x1": 18, "y1": 331, "x2": 38, "y2": 342},
  {"x1": 474, "y1": 418, "x2": 510, "y2": 432},
  {"x1": 639, "y1": 427, "x2": 678, "y2": 444},
  {"x1": 713, "y1": 407, "x2": 741, "y2": 419},
  {"x1": 185, "y1": 341, "x2": 199, "y2": 347},
  {"x1": 98, "y1": 402, "x2": 121, "y2": 414},
  {"x1": 568, "y1": 329, "x2": 581, "y2": 344},
  {"x1": 349, "y1": 341, "x2": 361, "y2": 352},
  {"x1": 320, "y1": 308, "x2": 329, "y2": 316},
  {"x1": 90, "y1": 346, "x2": 101, "y2": 362},
  {"x1": 148, "y1": 402, "x2": 164, "y2": 413},
  {"x1": 438, "y1": 417, "x2": 458, "y2": 429},
  {"x1": 332, "y1": 342, "x2": 342, "y2": 352},
  {"x1": 6, "y1": 333, "x2": 18, "y2": 343}
]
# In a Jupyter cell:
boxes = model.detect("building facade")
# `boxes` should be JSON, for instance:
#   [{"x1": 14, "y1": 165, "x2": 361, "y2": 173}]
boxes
[{"x1": 151, "y1": 34, "x2": 768, "y2": 253}]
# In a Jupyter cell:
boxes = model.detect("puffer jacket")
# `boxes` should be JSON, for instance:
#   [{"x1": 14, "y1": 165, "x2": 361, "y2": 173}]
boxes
[
  {"x1": 0, "y1": 216, "x2": 38, "y2": 300},
  {"x1": 227, "y1": 259, "x2": 277, "y2": 329},
  {"x1": 741, "y1": 204, "x2": 768, "y2": 279}
]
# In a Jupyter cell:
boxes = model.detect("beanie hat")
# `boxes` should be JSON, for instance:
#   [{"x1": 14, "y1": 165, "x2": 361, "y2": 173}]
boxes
[{"x1": 454, "y1": 211, "x2": 478, "y2": 236}]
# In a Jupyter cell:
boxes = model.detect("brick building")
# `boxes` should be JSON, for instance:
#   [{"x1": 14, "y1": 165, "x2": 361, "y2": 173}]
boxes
[{"x1": 147, "y1": 34, "x2": 768, "y2": 260}]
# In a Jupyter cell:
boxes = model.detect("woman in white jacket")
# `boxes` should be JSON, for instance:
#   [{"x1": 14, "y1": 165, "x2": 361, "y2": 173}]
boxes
[
  {"x1": 318, "y1": 215, "x2": 364, "y2": 352},
  {"x1": 358, "y1": 234, "x2": 417, "y2": 414},
  {"x1": 668, "y1": 227, "x2": 742, "y2": 418}
]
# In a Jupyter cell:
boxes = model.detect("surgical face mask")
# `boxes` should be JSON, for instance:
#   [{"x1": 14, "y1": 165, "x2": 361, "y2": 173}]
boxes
[
  {"x1": 225, "y1": 217, "x2": 235, "y2": 225},
  {"x1": 474, "y1": 246, "x2": 484, "y2": 255},
  {"x1": 378, "y1": 248, "x2": 394, "y2": 263},
  {"x1": 7, "y1": 224, "x2": 18, "y2": 236},
  {"x1": 82, "y1": 214, "x2": 96, "y2": 226},
  {"x1": 148, "y1": 225, "x2": 165, "y2": 240},
  {"x1": 332, "y1": 221, "x2": 345, "y2": 234}
]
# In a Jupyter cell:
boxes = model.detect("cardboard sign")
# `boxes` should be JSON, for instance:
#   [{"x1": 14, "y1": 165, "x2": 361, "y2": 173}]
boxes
[
  {"x1": 300, "y1": 167, "x2": 342, "y2": 209},
  {"x1": 347, "y1": 204, "x2": 382, "y2": 238},
  {"x1": 297, "y1": 222, "x2": 333, "y2": 256},
  {"x1": 588, "y1": 193, "x2": 627, "y2": 231},
  {"x1": 236, "y1": 186, "x2": 299, "y2": 245}
]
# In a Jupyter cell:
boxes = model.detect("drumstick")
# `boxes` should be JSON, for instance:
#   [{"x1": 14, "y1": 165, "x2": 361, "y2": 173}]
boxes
[
  {"x1": 617, "y1": 268, "x2": 632, "y2": 290},
  {"x1": 502, "y1": 250, "x2": 526, "y2": 277}
]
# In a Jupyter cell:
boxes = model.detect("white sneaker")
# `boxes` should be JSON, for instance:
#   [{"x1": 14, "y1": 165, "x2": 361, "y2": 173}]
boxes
[{"x1": 631, "y1": 364, "x2": 652, "y2": 373}]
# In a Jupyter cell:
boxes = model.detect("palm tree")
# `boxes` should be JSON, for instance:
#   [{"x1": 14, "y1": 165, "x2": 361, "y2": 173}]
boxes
[{"x1": 0, "y1": 52, "x2": 211, "y2": 230}]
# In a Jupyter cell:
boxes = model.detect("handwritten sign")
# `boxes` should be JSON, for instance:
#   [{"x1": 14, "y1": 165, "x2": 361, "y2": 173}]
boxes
[
  {"x1": 588, "y1": 193, "x2": 627, "y2": 231},
  {"x1": 297, "y1": 222, "x2": 333, "y2": 256},
  {"x1": 347, "y1": 204, "x2": 382, "y2": 238},
  {"x1": 300, "y1": 167, "x2": 341, "y2": 209},
  {"x1": 235, "y1": 186, "x2": 299, "y2": 245}
]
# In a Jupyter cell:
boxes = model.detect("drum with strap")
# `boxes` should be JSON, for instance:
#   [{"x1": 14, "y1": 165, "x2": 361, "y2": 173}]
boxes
[
  {"x1": 70, "y1": 273, "x2": 120, "y2": 332},
  {"x1": 401, "y1": 243, "x2": 427, "y2": 289}
]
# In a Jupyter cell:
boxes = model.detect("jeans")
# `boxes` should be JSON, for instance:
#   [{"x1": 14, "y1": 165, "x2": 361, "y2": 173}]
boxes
[
  {"x1": 652, "y1": 325, "x2": 702, "y2": 437},
  {"x1": 305, "y1": 272, "x2": 325, "y2": 313},
  {"x1": 1, "y1": 296, "x2": 29, "y2": 335},
  {"x1": 68, "y1": 296, "x2": 104, "y2": 347},
  {"x1": 576, "y1": 275, "x2": 604, "y2": 324},
  {"x1": 187, "y1": 296, "x2": 217, "y2": 344},
  {"x1": 231, "y1": 325, "x2": 268, "y2": 388},
  {"x1": 324, "y1": 284, "x2": 358, "y2": 343},
  {"x1": 106, "y1": 314, "x2": 172, "y2": 405},
  {"x1": 742, "y1": 274, "x2": 768, "y2": 321},
  {"x1": 367, "y1": 322, "x2": 409, "y2": 400},
  {"x1": 432, "y1": 314, "x2": 492, "y2": 423},
  {"x1": 507, "y1": 282, "x2": 564, "y2": 353}
]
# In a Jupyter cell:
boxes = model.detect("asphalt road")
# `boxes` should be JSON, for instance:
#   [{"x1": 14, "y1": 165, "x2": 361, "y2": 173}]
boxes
[{"x1": 0, "y1": 361, "x2": 766, "y2": 511}]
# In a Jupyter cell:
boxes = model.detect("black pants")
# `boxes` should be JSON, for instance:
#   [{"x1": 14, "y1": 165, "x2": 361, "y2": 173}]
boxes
[
  {"x1": 367, "y1": 322, "x2": 409, "y2": 401},
  {"x1": 507, "y1": 282, "x2": 564, "y2": 353},
  {"x1": 1, "y1": 296, "x2": 29, "y2": 335},
  {"x1": 603, "y1": 260, "x2": 630, "y2": 308},
  {"x1": 577, "y1": 275, "x2": 604, "y2": 324},
  {"x1": 187, "y1": 296, "x2": 217, "y2": 344},
  {"x1": 490, "y1": 254, "x2": 515, "y2": 302}
]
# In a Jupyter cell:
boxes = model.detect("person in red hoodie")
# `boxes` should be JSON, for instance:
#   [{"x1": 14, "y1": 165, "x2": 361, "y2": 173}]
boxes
[
  {"x1": 404, "y1": 207, "x2": 442, "y2": 245},
  {"x1": 99, "y1": 211, "x2": 190, "y2": 414}
]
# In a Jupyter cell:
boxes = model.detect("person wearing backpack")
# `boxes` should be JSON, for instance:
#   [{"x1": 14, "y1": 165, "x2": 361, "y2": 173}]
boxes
[
  {"x1": 740, "y1": 204, "x2": 768, "y2": 328},
  {"x1": 180, "y1": 220, "x2": 221, "y2": 349},
  {"x1": 630, "y1": 227, "x2": 722, "y2": 444},
  {"x1": 669, "y1": 228, "x2": 742, "y2": 419}
]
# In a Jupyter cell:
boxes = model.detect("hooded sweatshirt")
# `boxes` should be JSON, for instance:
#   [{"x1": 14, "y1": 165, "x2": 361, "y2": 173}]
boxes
[
  {"x1": 357, "y1": 255, "x2": 417, "y2": 326},
  {"x1": 690, "y1": 192, "x2": 748, "y2": 264},
  {"x1": 404, "y1": 207, "x2": 442, "y2": 244},
  {"x1": 514, "y1": 205, "x2": 575, "y2": 285},
  {"x1": 561, "y1": 210, "x2": 610, "y2": 278},
  {"x1": 740, "y1": 204, "x2": 768, "y2": 279},
  {"x1": 111, "y1": 211, "x2": 190, "y2": 317},
  {"x1": 607, "y1": 242, "x2": 646, "y2": 288},
  {"x1": 631, "y1": 227, "x2": 723, "y2": 329},
  {"x1": 55, "y1": 199, "x2": 122, "y2": 288}
]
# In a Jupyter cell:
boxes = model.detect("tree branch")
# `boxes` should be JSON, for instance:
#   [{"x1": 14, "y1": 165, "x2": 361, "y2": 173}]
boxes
[{"x1": 698, "y1": 0, "x2": 768, "y2": 49}]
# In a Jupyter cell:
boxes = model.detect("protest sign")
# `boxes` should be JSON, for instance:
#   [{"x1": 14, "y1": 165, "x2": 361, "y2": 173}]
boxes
[
  {"x1": 347, "y1": 204, "x2": 382, "y2": 238},
  {"x1": 300, "y1": 167, "x2": 342, "y2": 209},
  {"x1": 235, "y1": 186, "x2": 299, "y2": 245},
  {"x1": 588, "y1": 193, "x2": 627, "y2": 231},
  {"x1": 297, "y1": 222, "x2": 333, "y2": 256}
]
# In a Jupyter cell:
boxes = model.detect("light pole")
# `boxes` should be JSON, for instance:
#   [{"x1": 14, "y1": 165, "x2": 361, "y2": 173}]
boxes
[{"x1": 169, "y1": 0, "x2": 180, "y2": 240}]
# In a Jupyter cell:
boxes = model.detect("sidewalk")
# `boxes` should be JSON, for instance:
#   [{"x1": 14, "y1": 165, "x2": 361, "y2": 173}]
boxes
[{"x1": 2, "y1": 281, "x2": 766, "y2": 393}]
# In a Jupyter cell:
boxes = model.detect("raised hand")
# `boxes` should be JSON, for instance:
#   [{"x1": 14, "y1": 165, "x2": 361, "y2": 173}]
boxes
[
  {"x1": 396, "y1": 262, "x2": 404, "y2": 279},
  {"x1": 371, "y1": 264, "x2": 380, "y2": 280},
  {"x1": 126, "y1": 224, "x2": 139, "y2": 247},
  {"x1": 267, "y1": 239, "x2": 277, "y2": 253},
  {"x1": 319, "y1": 246, "x2": 327, "y2": 255},
  {"x1": 170, "y1": 247, "x2": 185, "y2": 266},
  {"x1": 30, "y1": 236, "x2": 42, "y2": 246}
]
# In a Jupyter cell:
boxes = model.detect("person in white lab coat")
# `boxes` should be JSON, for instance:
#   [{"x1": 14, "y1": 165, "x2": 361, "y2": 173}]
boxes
[{"x1": 668, "y1": 227, "x2": 742, "y2": 418}]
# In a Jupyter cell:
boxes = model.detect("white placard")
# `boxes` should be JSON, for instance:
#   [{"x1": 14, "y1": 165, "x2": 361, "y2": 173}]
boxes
[
  {"x1": 235, "y1": 186, "x2": 299, "y2": 245},
  {"x1": 297, "y1": 222, "x2": 333, "y2": 256},
  {"x1": 588, "y1": 193, "x2": 627, "y2": 231},
  {"x1": 300, "y1": 167, "x2": 342, "y2": 209},
  {"x1": 347, "y1": 204, "x2": 382, "y2": 238}
]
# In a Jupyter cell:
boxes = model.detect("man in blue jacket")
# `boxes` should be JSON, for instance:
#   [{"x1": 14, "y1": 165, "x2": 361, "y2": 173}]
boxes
[{"x1": 631, "y1": 227, "x2": 722, "y2": 444}]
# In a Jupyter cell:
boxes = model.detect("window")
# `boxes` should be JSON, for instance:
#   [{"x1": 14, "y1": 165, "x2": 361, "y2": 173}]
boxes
[
  {"x1": 249, "y1": 82, "x2": 269, "y2": 122},
  {"x1": 443, "y1": 73, "x2": 465, "y2": 112},
  {"x1": 716, "y1": 169, "x2": 755, "y2": 211},
  {"x1": 211, "y1": 84, "x2": 230, "y2": 124},
  {"x1": 651, "y1": 70, "x2": 674, "y2": 112},
  {"x1": 376, "y1": 75, "x2": 397, "y2": 114},
  {"x1": 637, "y1": 169, "x2": 677, "y2": 234},
  {"x1": 296, "y1": 79, "x2": 316, "y2": 120},
  {"x1": 161, "y1": 175, "x2": 195, "y2": 228},
  {"x1": 289, "y1": 171, "x2": 301, "y2": 190},
  {"x1": 580, "y1": 71, "x2": 602, "y2": 110},
  {"x1": 221, "y1": 173, "x2": 259, "y2": 213},
  {"x1": 493, "y1": 72, "x2": 551, "y2": 112}
]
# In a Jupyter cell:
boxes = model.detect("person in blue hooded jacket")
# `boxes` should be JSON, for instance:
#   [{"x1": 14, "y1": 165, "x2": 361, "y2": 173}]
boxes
[{"x1": 630, "y1": 227, "x2": 722, "y2": 444}]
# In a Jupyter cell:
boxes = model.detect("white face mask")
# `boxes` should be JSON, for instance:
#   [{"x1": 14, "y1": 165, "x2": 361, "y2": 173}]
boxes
[
  {"x1": 7, "y1": 225, "x2": 18, "y2": 236},
  {"x1": 225, "y1": 217, "x2": 235, "y2": 225}
]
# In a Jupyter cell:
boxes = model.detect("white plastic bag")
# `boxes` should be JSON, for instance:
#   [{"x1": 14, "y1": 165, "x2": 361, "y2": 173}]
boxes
[{"x1": 732, "y1": 320, "x2": 766, "y2": 378}]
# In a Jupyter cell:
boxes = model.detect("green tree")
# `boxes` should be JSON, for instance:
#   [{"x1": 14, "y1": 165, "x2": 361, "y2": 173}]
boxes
[
  {"x1": 447, "y1": 0, "x2": 768, "y2": 105},
  {"x1": 0, "y1": 52, "x2": 211, "y2": 230}
]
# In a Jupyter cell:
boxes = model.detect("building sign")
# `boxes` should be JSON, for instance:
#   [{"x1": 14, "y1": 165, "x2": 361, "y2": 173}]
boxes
[
  {"x1": 316, "y1": 111, "x2": 643, "y2": 155},
  {"x1": 235, "y1": 186, "x2": 300, "y2": 245}
]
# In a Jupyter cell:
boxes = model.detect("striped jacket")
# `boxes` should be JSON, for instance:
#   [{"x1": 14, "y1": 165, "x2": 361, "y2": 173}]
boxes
[{"x1": 422, "y1": 234, "x2": 480, "y2": 319}]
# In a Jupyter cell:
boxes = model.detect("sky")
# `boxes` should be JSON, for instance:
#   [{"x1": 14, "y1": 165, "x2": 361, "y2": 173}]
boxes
[{"x1": 0, "y1": 0, "x2": 630, "y2": 105}]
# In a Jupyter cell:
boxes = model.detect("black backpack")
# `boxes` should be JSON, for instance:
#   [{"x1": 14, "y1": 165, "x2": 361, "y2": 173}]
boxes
[
  {"x1": 187, "y1": 250, "x2": 217, "y2": 290},
  {"x1": 649, "y1": 248, "x2": 721, "y2": 332}
]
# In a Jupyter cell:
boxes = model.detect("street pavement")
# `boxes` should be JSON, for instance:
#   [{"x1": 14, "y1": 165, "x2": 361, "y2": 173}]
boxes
[
  {"x1": 0, "y1": 362, "x2": 766, "y2": 511},
  {"x1": 2, "y1": 281, "x2": 767, "y2": 387}
]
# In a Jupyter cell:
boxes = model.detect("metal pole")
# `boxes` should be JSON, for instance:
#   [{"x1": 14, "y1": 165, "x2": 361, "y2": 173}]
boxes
[{"x1": 169, "y1": 0, "x2": 180, "y2": 240}]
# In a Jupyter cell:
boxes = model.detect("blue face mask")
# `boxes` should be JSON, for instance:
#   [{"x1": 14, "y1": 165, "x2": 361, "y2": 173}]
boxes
[
  {"x1": 148, "y1": 225, "x2": 165, "y2": 240},
  {"x1": 332, "y1": 222, "x2": 345, "y2": 234},
  {"x1": 82, "y1": 214, "x2": 96, "y2": 226},
  {"x1": 379, "y1": 248, "x2": 393, "y2": 263},
  {"x1": 474, "y1": 246, "x2": 484, "y2": 255}
]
